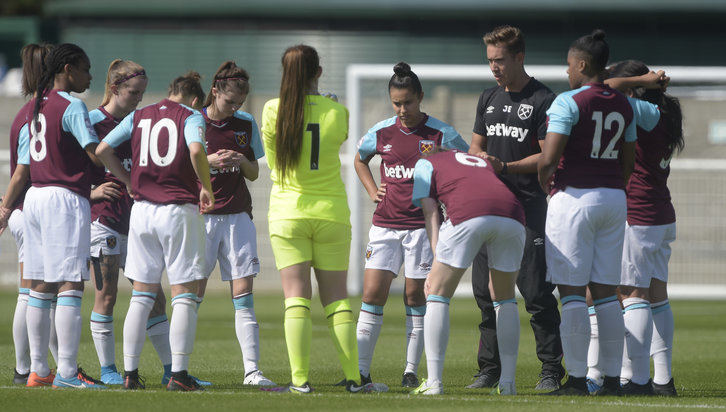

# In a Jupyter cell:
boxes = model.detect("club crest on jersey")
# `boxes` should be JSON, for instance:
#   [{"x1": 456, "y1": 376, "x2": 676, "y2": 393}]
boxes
[
  {"x1": 419, "y1": 140, "x2": 435, "y2": 154},
  {"x1": 517, "y1": 104, "x2": 534, "y2": 120},
  {"x1": 235, "y1": 131, "x2": 249, "y2": 148},
  {"x1": 365, "y1": 247, "x2": 373, "y2": 260},
  {"x1": 106, "y1": 236, "x2": 117, "y2": 249}
]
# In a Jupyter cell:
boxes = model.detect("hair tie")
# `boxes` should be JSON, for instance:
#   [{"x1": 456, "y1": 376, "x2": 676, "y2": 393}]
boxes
[{"x1": 113, "y1": 70, "x2": 146, "y2": 86}]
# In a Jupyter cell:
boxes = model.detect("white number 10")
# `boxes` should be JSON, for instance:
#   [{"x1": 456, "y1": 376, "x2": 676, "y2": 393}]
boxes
[{"x1": 138, "y1": 118, "x2": 178, "y2": 167}]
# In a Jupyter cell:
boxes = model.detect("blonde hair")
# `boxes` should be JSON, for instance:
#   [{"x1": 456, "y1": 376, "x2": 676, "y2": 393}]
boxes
[{"x1": 101, "y1": 59, "x2": 146, "y2": 106}]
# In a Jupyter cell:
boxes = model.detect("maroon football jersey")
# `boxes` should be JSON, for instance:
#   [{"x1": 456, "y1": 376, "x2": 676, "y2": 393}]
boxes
[
  {"x1": 415, "y1": 150, "x2": 525, "y2": 226},
  {"x1": 203, "y1": 110, "x2": 263, "y2": 216},
  {"x1": 124, "y1": 99, "x2": 203, "y2": 205},
  {"x1": 90, "y1": 106, "x2": 134, "y2": 234},
  {"x1": 358, "y1": 114, "x2": 468, "y2": 229},
  {"x1": 28, "y1": 90, "x2": 99, "y2": 199},
  {"x1": 8, "y1": 101, "x2": 33, "y2": 210},
  {"x1": 626, "y1": 117, "x2": 676, "y2": 226},
  {"x1": 548, "y1": 83, "x2": 635, "y2": 192}
]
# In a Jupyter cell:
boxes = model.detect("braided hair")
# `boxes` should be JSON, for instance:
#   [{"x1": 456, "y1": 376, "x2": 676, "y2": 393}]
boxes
[{"x1": 32, "y1": 43, "x2": 89, "y2": 127}]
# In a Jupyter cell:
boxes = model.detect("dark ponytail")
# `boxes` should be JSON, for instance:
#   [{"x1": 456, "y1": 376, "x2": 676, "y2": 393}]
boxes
[{"x1": 32, "y1": 43, "x2": 88, "y2": 129}]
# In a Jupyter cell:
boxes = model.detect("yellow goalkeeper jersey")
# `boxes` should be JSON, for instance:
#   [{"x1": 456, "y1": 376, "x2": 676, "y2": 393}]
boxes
[{"x1": 261, "y1": 94, "x2": 351, "y2": 226}]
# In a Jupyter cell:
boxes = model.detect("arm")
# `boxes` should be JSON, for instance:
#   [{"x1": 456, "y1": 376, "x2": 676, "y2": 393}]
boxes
[
  {"x1": 207, "y1": 149, "x2": 259, "y2": 181},
  {"x1": 468, "y1": 132, "x2": 487, "y2": 156},
  {"x1": 353, "y1": 153, "x2": 385, "y2": 203},
  {"x1": 189, "y1": 141, "x2": 215, "y2": 213},
  {"x1": 0, "y1": 164, "x2": 30, "y2": 233},
  {"x1": 95, "y1": 142, "x2": 131, "y2": 187},
  {"x1": 537, "y1": 132, "x2": 569, "y2": 193},
  {"x1": 420, "y1": 197, "x2": 440, "y2": 252},
  {"x1": 606, "y1": 70, "x2": 669, "y2": 93}
]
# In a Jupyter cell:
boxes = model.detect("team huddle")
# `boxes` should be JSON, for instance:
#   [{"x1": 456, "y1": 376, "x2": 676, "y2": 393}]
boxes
[{"x1": 3, "y1": 25, "x2": 681, "y2": 397}]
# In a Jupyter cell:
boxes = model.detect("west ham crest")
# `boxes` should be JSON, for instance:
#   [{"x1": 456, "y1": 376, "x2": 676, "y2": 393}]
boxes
[
  {"x1": 235, "y1": 131, "x2": 249, "y2": 148},
  {"x1": 517, "y1": 104, "x2": 533, "y2": 120},
  {"x1": 419, "y1": 140, "x2": 434, "y2": 154},
  {"x1": 365, "y1": 247, "x2": 373, "y2": 260},
  {"x1": 105, "y1": 236, "x2": 117, "y2": 249}
]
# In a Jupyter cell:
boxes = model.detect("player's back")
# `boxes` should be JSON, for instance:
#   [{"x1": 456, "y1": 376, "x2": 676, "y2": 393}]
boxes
[
  {"x1": 28, "y1": 90, "x2": 97, "y2": 199},
  {"x1": 550, "y1": 83, "x2": 634, "y2": 191},
  {"x1": 129, "y1": 99, "x2": 201, "y2": 205},
  {"x1": 262, "y1": 95, "x2": 349, "y2": 223}
]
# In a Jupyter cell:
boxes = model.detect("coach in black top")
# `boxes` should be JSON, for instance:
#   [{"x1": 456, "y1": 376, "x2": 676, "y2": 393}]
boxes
[{"x1": 467, "y1": 25, "x2": 565, "y2": 391}]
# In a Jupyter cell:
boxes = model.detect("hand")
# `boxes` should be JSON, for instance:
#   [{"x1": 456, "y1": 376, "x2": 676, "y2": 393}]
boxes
[
  {"x1": 199, "y1": 187, "x2": 215, "y2": 214},
  {"x1": 371, "y1": 183, "x2": 386, "y2": 203},
  {"x1": 208, "y1": 149, "x2": 243, "y2": 170},
  {"x1": 643, "y1": 70, "x2": 670, "y2": 90},
  {"x1": 90, "y1": 181, "x2": 122, "y2": 201}
]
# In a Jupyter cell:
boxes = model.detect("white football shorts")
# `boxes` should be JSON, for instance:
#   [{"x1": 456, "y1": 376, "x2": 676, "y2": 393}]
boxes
[
  {"x1": 9, "y1": 209, "x2": 24, "y2": 263},
  {"x1": 436, "y1": 215, "x2": 525, "y2": 271},
  {"x1": 23, "y1": 186, "x2": 91, "y2": 282},
  {"x1": 364, "y1": 225, "x2": 433, "y2": 279},
  {"x1": 621, "y1": 222, "x2": 676, "y2": 287},
  {"x1": 545, "y1": 187, "x2": 626, "y2": 287},
  {"x1": 124, "y1": 201, "x2": 206, "y2": 286},
  {"x1": 90, "y1": 220, "x2": 127, "y2": 265},
  {"x1": 204, "y1": 212, "x2": 260, "y2": 281}
]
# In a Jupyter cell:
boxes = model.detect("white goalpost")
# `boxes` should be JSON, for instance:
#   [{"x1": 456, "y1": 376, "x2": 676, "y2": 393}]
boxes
[{"x1": 345, "y1": 64, "x2": 726, "y2": 297}]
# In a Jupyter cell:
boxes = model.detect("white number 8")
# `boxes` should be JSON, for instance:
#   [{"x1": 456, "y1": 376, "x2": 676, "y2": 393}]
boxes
[
  {"x1": 29, "y1": 114, "x2": 47, "y2": 162},
  {"x1": 138, "y1": 118, "x2": 178, "y2": 167}
]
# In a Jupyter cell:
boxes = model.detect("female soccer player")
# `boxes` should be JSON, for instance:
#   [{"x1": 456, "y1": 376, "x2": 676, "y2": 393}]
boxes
[
  {"x1": 23, "y1": 43, "x2": 106, "y2": 389},
  {"x1": 88, "y1": 59, "x2": 190, "y2": 387},
  {"x1": 0, "y1": 43, "x2": 58, "y2": 386},
  {"x1": 410, "y1": 149, "x2": 525, "y2": 395},
  {"x1": 537, "y1": 30, "x2": 637, "y2": 396},
  {"x1": 96, "y1": 72, "x2": 214, "y2": 392},
  {"x1": 607, "y1": 61, "x2": 682, "y2": 396},
  {"x1": 354, "y1": 62, "x2": 468, "y2": 387},
  {"x1": 195, "y1": 61, "x2": 275, "y2": 386},
  {"x1": 260, "y1": 44, "x2": 383, "y2": 394}
]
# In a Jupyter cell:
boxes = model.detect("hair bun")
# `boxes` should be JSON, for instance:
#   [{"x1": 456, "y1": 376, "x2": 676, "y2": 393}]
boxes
[
  {"x1": 591, "y1": 29, "x2": 606, "y2": 42},
  {"x1": 393, "y1": 61, "x2": 412, "y2": 77}
]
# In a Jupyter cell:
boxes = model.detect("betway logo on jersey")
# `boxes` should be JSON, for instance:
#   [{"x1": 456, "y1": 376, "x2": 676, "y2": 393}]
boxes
[
  {"x1": 383, "y1": 162, "x2": 414, "y2": 179},
  {"x1": 486, "y1": 123, "x2": 530, "y2": 142}
]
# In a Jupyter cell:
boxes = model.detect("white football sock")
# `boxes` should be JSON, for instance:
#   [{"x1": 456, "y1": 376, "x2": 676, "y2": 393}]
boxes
[
  {"x1": 233, "y1": 293, "x2": 261, "y2": 374},
  {"x1": 13, "y1": 289, "x2": 30, "y2": 374},
  {"x1": 594, "y1": 297, "x2": 625, "y2": 378},
  {"x1": 90, "y1": 312, "x2": 115, "y2": 368},
  {"x1": 26, "y1": 290, "x2": 54, "y2": 377},
  {"x1": 651, "y1": 300, "x2": 674, "y2": 385},
  {"x1": 494, "y1": 299, "x2": 519, "y2": 386},
  {"x1": 586, "y1": 306, "x2": 603, "y2": 385},
  {"x1": 170, "y1": 293, "x2": 198, "y2": 373},
  {"x1": 147, "y1": 314, "x2": 172, "y2": 366},
  {"x1": 55, "y1": 290, "x2": 84, "y2": 379},
  {"x1": 404, "y1": 305, "x2": 425, "y2": 376},
  {"x1": 559, "y1": 296, "x2": 590, "y2": 378},
  {"x1": 123, "y1": 291, "x2": 156, "y2": 372},
  {"x1": 356, "y1": 303, "x2": 383, "y2": 377},
  {"x1": 622, "y1": 297, "x2": 652, "y2": 385},
  {"x1": 49, "y1": 298, "x2": 58, "y2": 366},
  {"x1": 424, "y1": 296, "x2": 450, "y2": 384}
]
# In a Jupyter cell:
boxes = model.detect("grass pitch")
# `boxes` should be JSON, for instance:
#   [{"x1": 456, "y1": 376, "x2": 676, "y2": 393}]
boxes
[{"x1": 0, "y1": 287, "x2": 724, "y2": 411}]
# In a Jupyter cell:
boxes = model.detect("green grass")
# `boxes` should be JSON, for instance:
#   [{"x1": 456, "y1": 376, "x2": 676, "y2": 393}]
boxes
[{"x1": 1, "y1": 288, "x2": 725, "y2": 411}]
